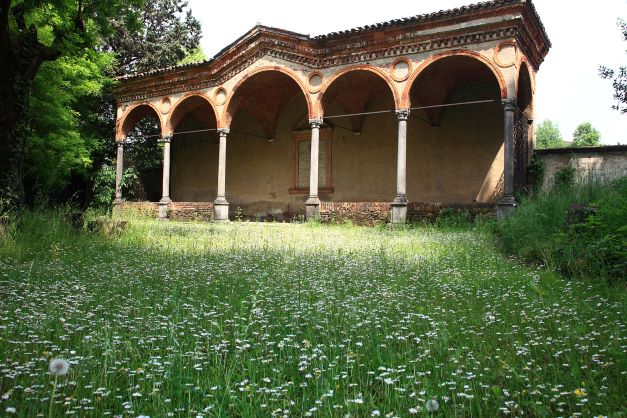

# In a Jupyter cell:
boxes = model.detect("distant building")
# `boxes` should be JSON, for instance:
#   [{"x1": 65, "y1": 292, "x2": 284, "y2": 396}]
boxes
[{"x1": 113, "y1": 0, "x2": 550, "y2": 222}]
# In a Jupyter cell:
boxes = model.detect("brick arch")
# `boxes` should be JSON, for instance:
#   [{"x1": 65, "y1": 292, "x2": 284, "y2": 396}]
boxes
[
  {"x1": 165, "y1": 92, "x2": 219, "y2": 136},
  {"x1": 316, "y1": 64, "x2": 401, "y2": 117},
  {"x1": 401, "y1": 49, "x2": 508, "y2": 108},
  {"x1": 116, "y1": 102, "x2": 164, "y2": 141},
  {"x1": 517, "y1": 60, "x2": 534, "y2": 117},
  {"x1": 517, "y1": 57, "x2": 535, "y2": 94},
  {"x1": 222, "y1": 66, "x2": 314, "y2": 129}
]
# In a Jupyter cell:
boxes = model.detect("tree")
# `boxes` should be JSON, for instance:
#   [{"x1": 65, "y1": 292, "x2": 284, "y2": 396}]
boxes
[
  {"x1": 87, "y1": 0, "x2": 202, "y2": 205},
  {"x1": 572, "y1": 122, "x2": 601, "y2": 147},
  {"x1": 0, "y1": 0, "x2": 143, "y2": 209},
  {"x1": 102, "y1": 0, "x2": 201, "y2": 76},
  {"x1": 535, "y1": 119, "x2": 564, "y2": 149},
  {"x1": 599, "y1": 19, "x2": 627, "y2": 114}
]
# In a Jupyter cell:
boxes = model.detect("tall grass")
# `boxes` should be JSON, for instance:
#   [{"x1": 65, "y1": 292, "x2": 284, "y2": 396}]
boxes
[
  {"x1": 495, "y1": 176, "x2": 627, "y2": 283},
  {"x1": 0, "y1": 210, "x2": 625, "y2": 417}
]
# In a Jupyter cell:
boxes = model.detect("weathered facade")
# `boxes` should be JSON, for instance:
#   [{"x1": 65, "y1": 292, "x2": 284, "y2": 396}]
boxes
[{"x1": 113, "y1": 0, "x2": 550, "y2": 223}]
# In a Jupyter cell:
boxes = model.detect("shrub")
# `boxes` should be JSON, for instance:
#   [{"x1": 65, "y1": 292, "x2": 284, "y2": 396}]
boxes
[{"x1": 495, "y1": 176, "x2": 626, "y2": 283}]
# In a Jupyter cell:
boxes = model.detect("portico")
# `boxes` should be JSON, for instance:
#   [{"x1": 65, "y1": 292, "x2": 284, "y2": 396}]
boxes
[{"x1": 113, "y1": 0, "x2": 550, "y2": 223}]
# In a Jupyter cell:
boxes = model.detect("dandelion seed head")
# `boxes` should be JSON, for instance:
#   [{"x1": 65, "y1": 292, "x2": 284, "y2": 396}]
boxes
[
  {"x1": 48, "y1": 358, "x2": 70, "y2": 376},
  {"x1": 425, "y1": 398, "x2": 439, "y2": 412}
]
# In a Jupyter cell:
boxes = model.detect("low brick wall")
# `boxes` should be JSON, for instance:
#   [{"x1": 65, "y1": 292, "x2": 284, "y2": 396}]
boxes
[
  {"x1": 116, "y1": 201, "x2": 496, "y2": 225},
  {"x1": 169, "y1": 202, "x2": 214, "y2": 222},
  {"x1": 320, "y1": 202, "x2": 391, "y2": 225},
  {"x1": 320, "y1": 201, "x2": 497, "y2": 225},
  {"x1": 114, "y1": 201, "x2": 213, "y2": 221},
  {"x1": 114, "y1": 202, "x2": 159, "y2": 218},
  {"x1": 408, "y1": 202, "x2": 497, "y2": 222}
]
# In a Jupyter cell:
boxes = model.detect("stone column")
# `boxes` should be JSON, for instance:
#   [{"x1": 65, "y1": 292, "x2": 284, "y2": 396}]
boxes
[
  {"x1": 158, "y1": 135, "x2": 173, "y2": 220},
  {"x1": 305, "y1": 119, "x2": 323, "y2": 220},
  {"x1": 114, "y1": 140, "x2": 125, "y2": 204},
  {"x1": 497, "y1": 99, "x2": 517, "y2": 220},
  {"x1": 213, "y1": 128, "x2": 230, "y2": 221},
  {"x1": 391, "y1": 109, "x2": 410, "y2": 224}
]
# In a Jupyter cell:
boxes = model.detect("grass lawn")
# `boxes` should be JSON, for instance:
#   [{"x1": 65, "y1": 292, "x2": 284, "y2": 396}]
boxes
[{"x1": 0, "y1": 217, "x2": 625, "y2": 417}]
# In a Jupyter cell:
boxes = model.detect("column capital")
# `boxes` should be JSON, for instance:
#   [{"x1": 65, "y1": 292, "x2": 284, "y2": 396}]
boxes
[
  {"x1": 116, "y1": 140, "x2": 125, "y2": 148},
  {"x1": 395, "y1": 109, "x2": 410, "y2": 121},
  {"x1": 217, "y1": 128, "x2": 230, "y2": 136},
  {"x1": 502, "y1": 99, "x2": 517, "y2": 112},
  {"x1": 309, "y1": 118, "x2": 323, "y2": 129},
  {"x1": 158, "y1": 134, "x2": 173, "y2": 144}
]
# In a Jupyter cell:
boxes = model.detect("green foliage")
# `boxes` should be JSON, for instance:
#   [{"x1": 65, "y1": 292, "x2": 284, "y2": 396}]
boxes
[
  {"x1": 91, "y1": 163, "x2": 139, "y2": 210},
  {"x1": 535, "y1": 119, "x2": 565, "y2": 149},
  {"x1": 495, "y1": 176, "x2": 627, "y2": 283},
  {"x1": 572, "y1": 122, "x2": 601, "y2": 147},
  {"x1": 527, "y1": 154, "x2": 545, "y2": 192},
  {"x1": 25, "y1": 50, "x2": 115, "y2": 201},
  {"x1": 178, "y1": 46, "x2": 206, "y2": 65},
  {"x1": 599, "y1": 19, "x2": 627, "y2": 114},
  {"x1": 554, "y1": 166, "x2": 576, "y2": 189},
  {"x1": 103, "y1": 0, "x2": 202, "y2": 75}
]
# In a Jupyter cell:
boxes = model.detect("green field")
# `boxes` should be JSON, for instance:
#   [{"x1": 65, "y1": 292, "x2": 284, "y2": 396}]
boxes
[{"x1": 1, "y1": 218, "x2": 625, "y2": 417}]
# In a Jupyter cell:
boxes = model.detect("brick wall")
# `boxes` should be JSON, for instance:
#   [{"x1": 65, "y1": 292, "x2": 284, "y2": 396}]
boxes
[
  {"x1": 320, "y1": 202, "x2": 391, "y2": 225},
  {"x1": 408, "y1": 202, "x2": 496, "y2": 222},
  {"x1": 114, "y1": 201, "x2": 213, "y2": 221},
  {"x1": 114, "y1": 202, "x2": 159, "y2": 218},
  {"x1": 169, "y1": 202, "x2": 214, "y2": 222}
]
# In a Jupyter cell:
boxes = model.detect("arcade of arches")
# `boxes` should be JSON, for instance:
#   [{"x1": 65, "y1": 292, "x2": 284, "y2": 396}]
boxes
[{"x1": 114, "y1": 0, "x2": 550, "y2": 223}]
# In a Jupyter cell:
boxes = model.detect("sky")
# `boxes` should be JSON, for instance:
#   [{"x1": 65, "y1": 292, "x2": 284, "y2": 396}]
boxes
[{"x1": 188, "y1": 0, "x2": 627, "y2": 145}]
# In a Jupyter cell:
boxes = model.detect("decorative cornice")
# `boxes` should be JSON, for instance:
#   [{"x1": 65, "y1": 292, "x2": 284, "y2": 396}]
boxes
[{"x1": 115, "y1": 1, "x2": 550, "y2": 104}]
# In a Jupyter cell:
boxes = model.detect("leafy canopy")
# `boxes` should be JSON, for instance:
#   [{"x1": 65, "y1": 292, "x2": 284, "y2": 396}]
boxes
[
  {"x1": 535, "y1": 119, "x2": 564, "y2": 149},
  {"x1": 572, "y1": 122, "x2": 601, "y2": 147},
  {"x1": 102, "y1": 0, "x2": 202, "y2": 76}
]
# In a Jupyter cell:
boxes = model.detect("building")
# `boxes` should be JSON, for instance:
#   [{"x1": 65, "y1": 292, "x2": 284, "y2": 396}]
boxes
[{"x1": 113, "y1": 0, "x2": 550, "y2": 223}]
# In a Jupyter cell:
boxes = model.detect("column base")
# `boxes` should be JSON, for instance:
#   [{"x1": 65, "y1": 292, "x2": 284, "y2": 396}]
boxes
[
  {"x1": 391, "y1": 195, "x2": 408, "y2": 224},
  {"x1": 158, "y1": 201, "x2": 170, "y2": 221},
  {"x1": 497, "y1": 194, "x2": 517, "y2": 220},
  {"x1": 213, "y1": 199, "x2": 230, "y2": 222},
  {"x1": 305, "y1": 196, "x2": 321, "y2": 220}
]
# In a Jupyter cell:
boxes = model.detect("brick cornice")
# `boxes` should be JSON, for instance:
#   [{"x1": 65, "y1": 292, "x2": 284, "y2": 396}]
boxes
[{"x1": 115, "y1": 1, "x2": 549, "y2": 104}]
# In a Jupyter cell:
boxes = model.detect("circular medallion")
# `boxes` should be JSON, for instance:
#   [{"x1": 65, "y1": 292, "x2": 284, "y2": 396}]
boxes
[
  {"x1": 390, "y1": 58, "x2": 411, "y2": 82},
  {"x1": 214, "y1": 88, "x2": 227, "y2": 105},
  {"x1": 308, "y1": 72, "x2": 323, "y2": 93},
  {"x1": 160, "y1": 97, "x2": 171, "y2": 115},
  {"x1": 493, "y1": 41, "x2": 518, "y2": 68}
]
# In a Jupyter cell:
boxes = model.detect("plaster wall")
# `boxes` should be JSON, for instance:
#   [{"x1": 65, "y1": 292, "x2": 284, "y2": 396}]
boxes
[
  {"x1": 536, "y1": 148, "x2": 627, "y2": 191},
  {"x1": 169, "y1": 83, "x2": 504, "y2": 216}
]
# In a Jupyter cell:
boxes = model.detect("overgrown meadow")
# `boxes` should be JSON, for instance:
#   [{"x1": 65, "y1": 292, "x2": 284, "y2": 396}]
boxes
[{"x1": 0, "y1": 214, "x2": 625, "y2": 417}]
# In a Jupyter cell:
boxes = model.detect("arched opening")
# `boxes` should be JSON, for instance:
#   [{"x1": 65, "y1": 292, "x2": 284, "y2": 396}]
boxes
[
  {"x1": 225, "y1": 70, "x2": 310, "y2": 219},
  {"x1": 517, "y1": 62, "x2": 533, "y2": 118},
  {"x1": 407, "y1": 55, "x2": 505, "y2": 203},
  {"x1": 119, "y1": 104, "x2": 163, "y2": 202},
  {"x1": 319, "y1": 69, "x2": 397, "y2": 202},
  {"x1": 515, "y1": 62, "x2": 534, "y2": 192},
  {"x1": 168, "y1": 95, "x2": 219, "y2": 201}
]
